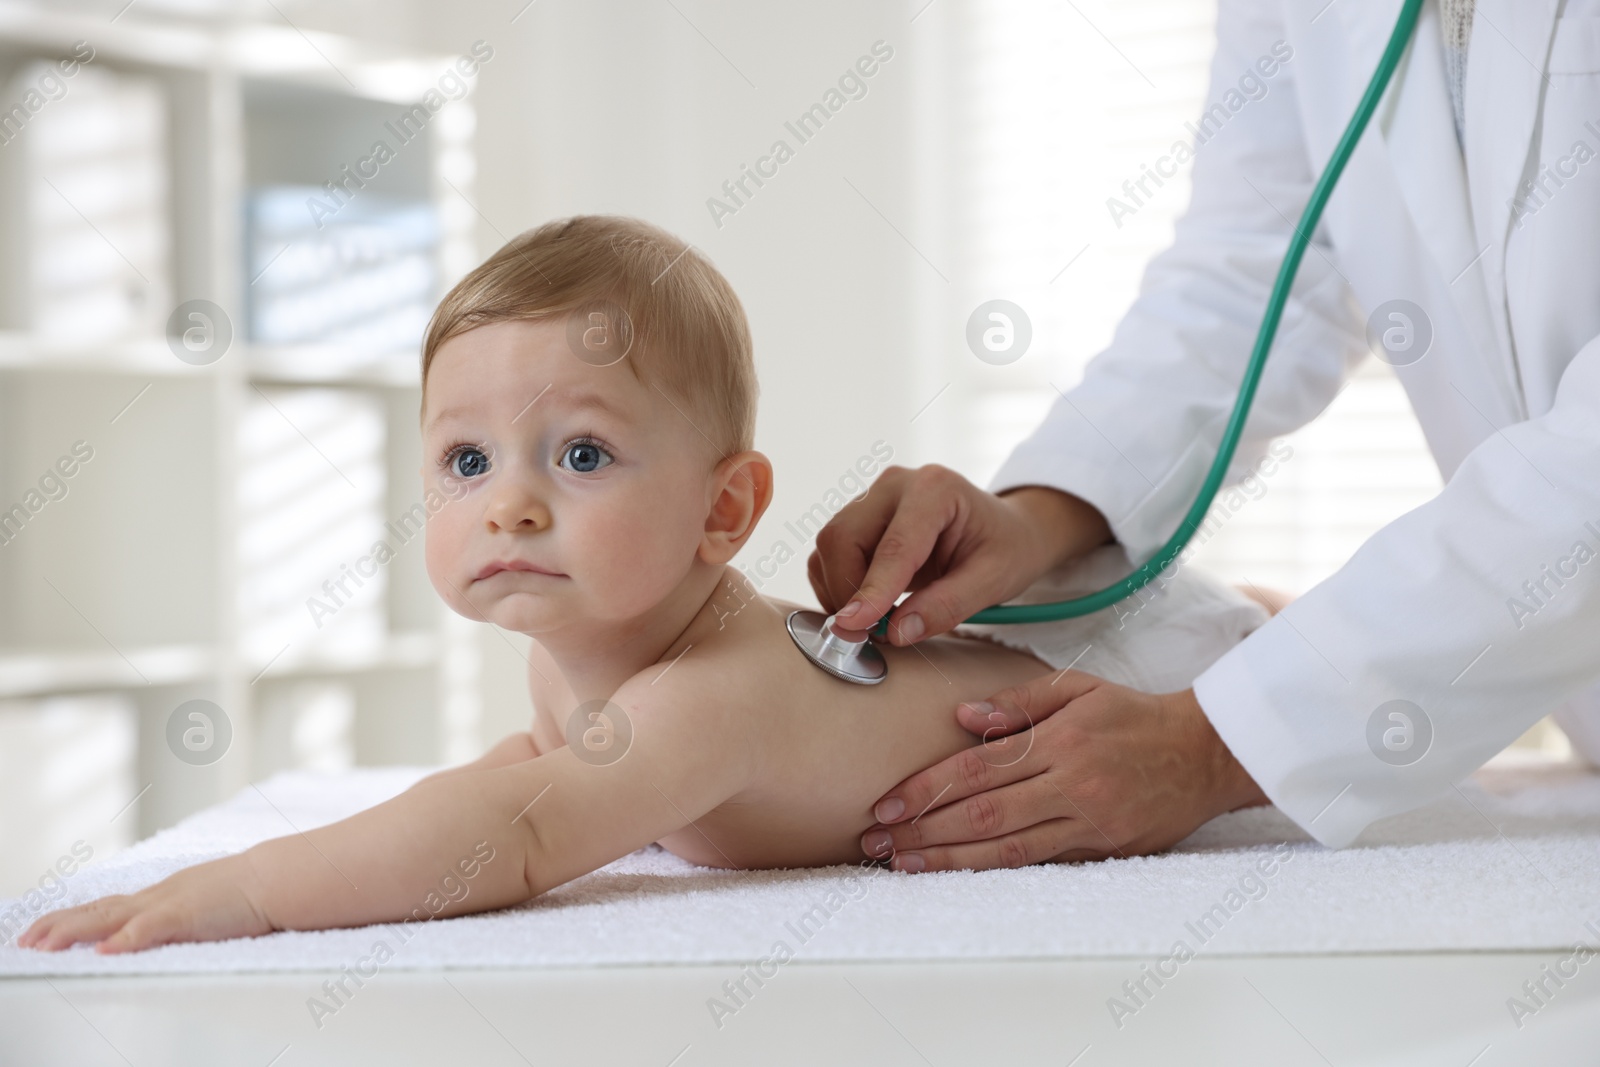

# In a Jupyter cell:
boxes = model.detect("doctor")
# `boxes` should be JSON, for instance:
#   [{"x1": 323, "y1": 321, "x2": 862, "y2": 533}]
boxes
[{"x1": 810, "y1": 0, "x2": 1600, "y2": 867}]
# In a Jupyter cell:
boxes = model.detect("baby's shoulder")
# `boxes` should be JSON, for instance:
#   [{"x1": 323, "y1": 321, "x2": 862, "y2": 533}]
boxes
[
  {"x1": 614, "y1": 603, "x2": 797, "y2": 720},
  {"x1": 599, "y1": 645, "x2": 766, "y2": 780}
]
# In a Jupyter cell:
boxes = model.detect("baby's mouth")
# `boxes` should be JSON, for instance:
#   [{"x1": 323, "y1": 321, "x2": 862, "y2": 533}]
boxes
[{"x1": 473, "y1": 559, "x2": 565, "y2": 581}]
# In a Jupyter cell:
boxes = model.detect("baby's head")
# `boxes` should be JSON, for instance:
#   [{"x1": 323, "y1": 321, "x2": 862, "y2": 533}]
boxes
[{"x1": 419, "y1": 215, "x2": 772, "y2": 637}]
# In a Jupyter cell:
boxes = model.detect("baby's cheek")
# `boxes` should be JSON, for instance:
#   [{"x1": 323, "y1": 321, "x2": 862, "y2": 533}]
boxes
[
  {"x1": 422, "y1": 511, "x2": 472, "y2": 615},
  {"x1": 580, "y1": 497, "x2": 701, "y2": 611}
]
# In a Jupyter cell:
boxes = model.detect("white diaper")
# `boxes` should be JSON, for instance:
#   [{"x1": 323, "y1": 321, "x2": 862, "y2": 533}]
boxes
[{"x1": 955, "y1": 544, "x2": 1270, "y2": 693}]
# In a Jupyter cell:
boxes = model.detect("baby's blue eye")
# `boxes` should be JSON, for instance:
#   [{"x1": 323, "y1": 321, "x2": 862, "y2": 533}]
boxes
[
  {"x1": 560, "y1": 441, "x2": 612, "y2": 473},
  {"x1": 449, "y1": 447, "x2": 490, "y2": 479}
]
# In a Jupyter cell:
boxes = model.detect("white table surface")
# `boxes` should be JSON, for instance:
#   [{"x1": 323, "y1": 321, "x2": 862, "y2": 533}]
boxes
[{"x1": 3, "y1": 951, "x2": 1598, "y2": 1066}]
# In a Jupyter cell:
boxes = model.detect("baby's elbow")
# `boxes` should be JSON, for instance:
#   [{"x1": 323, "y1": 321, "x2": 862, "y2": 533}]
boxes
[{"x1": 515, "y1": 806, "x2": 551, "y2": 900}]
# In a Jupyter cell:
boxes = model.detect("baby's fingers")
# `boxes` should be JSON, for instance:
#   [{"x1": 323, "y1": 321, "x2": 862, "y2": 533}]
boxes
[
  {"x1": 96, "y1": 908, "x2": 185, "y2": 954},
  {"x1": 19, "y1": 897, "x2": 134, "y2": 951}
]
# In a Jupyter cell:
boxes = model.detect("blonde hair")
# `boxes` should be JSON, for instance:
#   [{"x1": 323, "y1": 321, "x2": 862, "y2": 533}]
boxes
[{"x1": 422, "y1": 215, "x2": 757, "y2": 454}]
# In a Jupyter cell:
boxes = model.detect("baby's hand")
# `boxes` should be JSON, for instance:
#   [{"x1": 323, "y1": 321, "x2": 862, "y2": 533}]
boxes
[{"x1": 18, "y1": 854, "x2": 274, "y2": 954}]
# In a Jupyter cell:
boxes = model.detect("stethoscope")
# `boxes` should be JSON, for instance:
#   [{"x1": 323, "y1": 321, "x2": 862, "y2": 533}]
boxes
[{"x1": 791, "y1": 0, "x2": 1425, "y2": 685}]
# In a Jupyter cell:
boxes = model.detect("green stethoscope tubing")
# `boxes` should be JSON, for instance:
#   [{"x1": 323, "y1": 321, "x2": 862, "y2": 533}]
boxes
[{"x1": 902, "y1": 0, "x2": 1424, "y2": 631}]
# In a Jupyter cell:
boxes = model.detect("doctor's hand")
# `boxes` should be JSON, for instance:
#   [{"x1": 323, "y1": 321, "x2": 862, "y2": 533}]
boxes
[
  {"x1": 807, "y1": 466, "x2": 1112, "y2": 645},
  {"x1": 859, "y1": 671, "x2": 1270, "y2": 869}
]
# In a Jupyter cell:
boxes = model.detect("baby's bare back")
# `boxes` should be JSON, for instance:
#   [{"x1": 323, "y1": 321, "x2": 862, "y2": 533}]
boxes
[{"x1": 655, "y1": 599, "x2": 1049, "y2": 869}]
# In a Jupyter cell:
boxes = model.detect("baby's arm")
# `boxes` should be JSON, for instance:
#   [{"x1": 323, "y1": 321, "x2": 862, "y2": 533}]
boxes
[
  {"x1": 21, "y1": 669, "x2": 754, "y2": 952},
  {"x1": 412, "y1": 730, "x2": 543, "y2": 789},
  {"x1": 415, "y1": 646, "x2": 573, "y2": 788}
]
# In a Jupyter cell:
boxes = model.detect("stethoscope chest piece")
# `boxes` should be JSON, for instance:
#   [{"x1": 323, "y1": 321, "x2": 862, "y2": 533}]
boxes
[{"x1": 786, "y1": 609, "x2": 888, "y2": 685}]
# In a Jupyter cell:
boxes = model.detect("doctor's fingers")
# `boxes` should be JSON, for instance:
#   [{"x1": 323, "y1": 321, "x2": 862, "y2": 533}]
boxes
[
  {"x1": 805, "y1": 546, "x2": 853, "y2": 616},
  {"x1": 956, "y1": 669, "x2": 1107, "y2": 738},
  {"x1": 806, "y1": 477, "x2": 900, "y2": 615},
  {"x1": 875, "y1": 817, "x2": 1087, "y2": 873},
  {"x1": 850, "y1": 528, "x2": 1000, "y2": 642},
  {"x1": 820, "y1": 470, "x2": 954, "y2": 633},
  {"x1": 870, "y1": 715, "x2": 1056, "y2": 835},
  {"x1": 861, "y1": 773, "x2": 1067, "y2": 862}
]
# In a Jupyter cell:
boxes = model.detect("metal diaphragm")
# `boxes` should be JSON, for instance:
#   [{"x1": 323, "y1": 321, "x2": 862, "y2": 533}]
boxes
[{"x1": 786, "y1": 609, "x2": 888, "y2": 685}]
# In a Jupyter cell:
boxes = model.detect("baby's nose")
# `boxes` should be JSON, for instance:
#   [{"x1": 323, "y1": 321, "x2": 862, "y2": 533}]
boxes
[{"x1": 484, "y1": 483, "x2": 551, "y2": 532}]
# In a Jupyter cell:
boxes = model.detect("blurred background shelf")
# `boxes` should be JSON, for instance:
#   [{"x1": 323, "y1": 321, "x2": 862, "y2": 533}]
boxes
[
  {"x1": 0, "y1": 632, "x2": 438, "y2": 701},
  {"x1": 244, "y1": 343, "x2": 424, "y2": 388},
  {"x1": 0, "y1": 334, "x2": 216, "y2": 376},
  {"x1": 0, "y1": 2, "x2": 471, "y2": 96},
  {"x1": 248, "y1": 629, "x2": 440, "y2": 679},
  {"x1": 0, "y1": 644, "x2": 214, "y2": 700},
  {"x1": 0, "y1": 0, "x2": 492, "y2": 893}
]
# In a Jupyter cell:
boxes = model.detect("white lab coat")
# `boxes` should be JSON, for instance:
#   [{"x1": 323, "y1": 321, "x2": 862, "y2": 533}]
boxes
[{"x1": 993, "y1": 0, "x2": 1600, "y2": 847}]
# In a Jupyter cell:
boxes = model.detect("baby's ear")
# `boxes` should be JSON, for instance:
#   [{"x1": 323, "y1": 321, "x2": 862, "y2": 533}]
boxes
[{"x1": 700, "y1": 451, "x2": 773, "y2": 563}]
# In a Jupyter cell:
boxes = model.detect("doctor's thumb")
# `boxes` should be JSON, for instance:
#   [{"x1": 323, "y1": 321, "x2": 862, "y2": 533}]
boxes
[{"x1": 886, "y1": 581, "x2": 981, "y2": 645}]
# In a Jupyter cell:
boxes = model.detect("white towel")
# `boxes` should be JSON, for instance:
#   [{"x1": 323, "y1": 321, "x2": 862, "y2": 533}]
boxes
[{"x1": 2, "y1": 761, "x2": 1597, "y2": 975}]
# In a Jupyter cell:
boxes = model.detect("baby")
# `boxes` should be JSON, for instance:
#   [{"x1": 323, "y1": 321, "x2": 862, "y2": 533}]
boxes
[{"x1": 21, "y1": 216, "x2": 1272, "y2": 953}]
